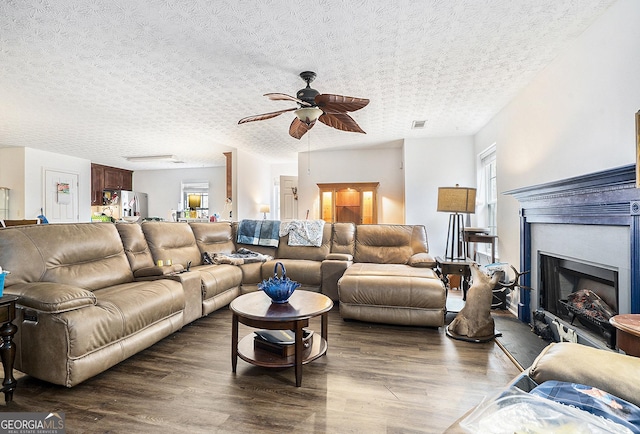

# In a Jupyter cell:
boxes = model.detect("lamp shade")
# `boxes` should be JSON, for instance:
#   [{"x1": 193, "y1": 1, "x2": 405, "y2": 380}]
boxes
[
  {"x1": 259, "y1": 204, "x2": 270, "y2": 213},
  {"x1": 437, "y1": 186, "x2": 476, "y2": 214},
  {"x1": 295, "y1": 107, "x2": 323, "y2": 125}
]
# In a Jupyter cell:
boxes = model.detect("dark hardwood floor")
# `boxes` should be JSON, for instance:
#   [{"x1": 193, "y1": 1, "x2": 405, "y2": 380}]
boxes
[{"x1": 1, "y1": 302, "x2": 520, "y2": 433}]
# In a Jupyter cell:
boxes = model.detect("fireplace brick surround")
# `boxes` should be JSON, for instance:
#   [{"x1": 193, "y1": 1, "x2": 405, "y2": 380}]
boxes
[{"x1": 506, "y1": 164, "x2": 640, "y2": 328}]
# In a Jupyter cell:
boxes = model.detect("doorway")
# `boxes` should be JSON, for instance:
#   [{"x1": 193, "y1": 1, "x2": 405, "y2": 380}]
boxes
[
  {"x1": 279, "y1": 176, "x2": 298, "y2": 220},
  {"x1": 44, "y1": 169, "x2": 79, "y2": 223}
]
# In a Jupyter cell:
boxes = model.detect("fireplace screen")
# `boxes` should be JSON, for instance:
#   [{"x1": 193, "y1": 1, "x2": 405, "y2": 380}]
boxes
[{"x1": 539, "y1": 254, "x2": 618, "y2": 347}]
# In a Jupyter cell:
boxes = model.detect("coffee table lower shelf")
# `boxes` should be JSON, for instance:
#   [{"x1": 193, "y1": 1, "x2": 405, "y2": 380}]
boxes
[{"x1": 237, "y1": 334, "x2": 328, "y2": 368}]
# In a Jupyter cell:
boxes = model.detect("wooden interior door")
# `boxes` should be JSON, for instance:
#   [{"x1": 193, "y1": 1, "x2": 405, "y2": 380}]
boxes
[
  {"x1": 280, "y1": 176, "x2": 298, "y2": 220},
  {"x1": 44, "y1": 169, "x2": 79, "y2": 223}
]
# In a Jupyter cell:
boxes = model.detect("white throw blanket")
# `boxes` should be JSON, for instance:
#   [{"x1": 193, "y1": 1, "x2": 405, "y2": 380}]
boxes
[{"x1": 279, "y1": 220, "x2": 325, "y2": 247}]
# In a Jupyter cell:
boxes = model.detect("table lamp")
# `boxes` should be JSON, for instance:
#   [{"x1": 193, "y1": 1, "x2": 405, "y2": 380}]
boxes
[
  {"x1": 259, "y1": 204, "x2": 270, "y2": 219},
  {"x1": 437, "y1": 185, "x2": 476, "y2": 260}
]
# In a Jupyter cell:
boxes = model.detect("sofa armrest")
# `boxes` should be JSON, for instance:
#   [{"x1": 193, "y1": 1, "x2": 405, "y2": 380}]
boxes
[
  {"x1": 5, "y1": 282, "x2": 96, "y2": 313},
  {"x1": 326, "y1": 253, "x2": 353, "y2": 261},
  {"x1": 321, "y1": 258, "x2": 353, "y2": 301},
  {"x1": 408, "y1": 252, "x2": 437, "y2": 268},
  {"x1": 528, "y1": 342, "x2": 640, "y2": 407},
  {"x1": 133, "y1": 264, "x2": 185, "y2": 278}
]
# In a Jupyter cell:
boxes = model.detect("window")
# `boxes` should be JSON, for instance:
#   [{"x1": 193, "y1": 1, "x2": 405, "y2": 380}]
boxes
[
  {"x1": 181, "y1": 181, "x2": 209, "y2": 218},
  {"x1": 483, "y1": 148, "x2": 497, "y2": 235},
  {"x1": 477, "y1": 145, "x2": 497, "y2": 258}
]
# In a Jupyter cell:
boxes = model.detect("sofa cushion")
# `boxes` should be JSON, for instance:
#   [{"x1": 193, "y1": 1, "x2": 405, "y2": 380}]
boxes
[
  {"x1": 338, "y1": 263, "x2": 445, "y2": 310},
  {"x1": 262, "y1": 259, "x2": 322, "y2": 286},
  {"x1": 341, "y1": 262, "x2": 439, "y2": 280},
  {"x1": 64, "y1": 279, "x2": 184, "y2": 358},
  {"x1": 189, "y1": 222, "x2": 236, "y2": 255},
  {"x1": 528, "y1": 342, "x2": 640, "y2": 408},
  {"x1": 142, "y1": 221, "x2": 202, "y2": 267},
  {"x1": 194, "y1": 263, "x2": 243, "y2": 300},
  {"x1": 331, "y1": 222, "x2": 356, "y2": 256},
  {"x1": 277, "y1": 224, "x2": 332, "y2": 261},
  {"x1": 116, "y1": 222, "x2": 155, "y2": 272},
  {"x1": 354, "y1": 225, "x2": 429, "y2": 264},
  {"x1": 0, "y1": 223, "x2": 133, "y2": 290}
]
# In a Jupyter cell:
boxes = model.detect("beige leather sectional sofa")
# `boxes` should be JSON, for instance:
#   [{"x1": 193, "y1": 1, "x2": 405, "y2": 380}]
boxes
[{"x1": 0, "y1": 221, "x2": 446, "y2": 387}]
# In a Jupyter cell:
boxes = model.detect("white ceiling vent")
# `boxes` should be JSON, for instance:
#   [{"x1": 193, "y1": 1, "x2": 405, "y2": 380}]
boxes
[{"x1": 412, "y1": 120, "x2": 427, "y2": 129}]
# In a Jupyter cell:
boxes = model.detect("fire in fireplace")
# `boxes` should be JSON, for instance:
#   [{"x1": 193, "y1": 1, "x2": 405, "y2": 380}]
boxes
[{"x1": 539, "y1": 253, "x2": 618, "y2": 348}]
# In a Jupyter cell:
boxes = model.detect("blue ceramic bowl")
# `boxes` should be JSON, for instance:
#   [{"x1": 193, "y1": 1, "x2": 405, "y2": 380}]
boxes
[{"x1": 258, "y1": 262, "x2": 300, "y2": 303}]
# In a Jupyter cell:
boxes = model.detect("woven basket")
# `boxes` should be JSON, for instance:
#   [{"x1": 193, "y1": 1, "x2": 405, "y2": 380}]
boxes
[{"x1": 258, "y1": 262, "x2": 300, "y2": 303}]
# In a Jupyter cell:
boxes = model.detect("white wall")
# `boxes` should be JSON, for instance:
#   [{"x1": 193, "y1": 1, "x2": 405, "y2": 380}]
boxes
[
  {"x1": 133, "y1": 166, "x2": 226, "y2": 220},
  {"x1": 474, "y1": 0, "x2": 640, "y2": 276},
  {"x1": 404, "y1": 137, "x2": 476, "y2": 257},
  {"x1": 296, "y1": 147, "x2": 405, "y2": 223},
  {"x1": 0, "y1": 147, "x2": 26, "y2": 219},
  {"x1": 235, "y1": 149, "x2": 272, "y2": 220},
  {"x1": 0, "y1": 147, "x2": 91, "y2": 221}
]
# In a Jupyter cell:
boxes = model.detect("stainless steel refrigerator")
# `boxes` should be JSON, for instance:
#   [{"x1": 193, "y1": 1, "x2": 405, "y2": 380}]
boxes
[{"x1": 118, "y1": 191, "x2": 148, "y2": 218}]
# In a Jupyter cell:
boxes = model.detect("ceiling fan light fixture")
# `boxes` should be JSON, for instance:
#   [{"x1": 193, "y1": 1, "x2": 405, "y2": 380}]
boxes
[{"x1": 295, "y1": 107, "x2": 323, "y2": 125}]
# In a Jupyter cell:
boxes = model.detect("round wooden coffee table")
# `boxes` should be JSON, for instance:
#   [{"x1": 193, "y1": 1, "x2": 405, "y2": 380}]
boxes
[
  {"x1": 230, "y1": 290, "x2": 333, "y2": 387},
  {"x1": 610, "y1": 314, "x2": 640, "y2": 357}
]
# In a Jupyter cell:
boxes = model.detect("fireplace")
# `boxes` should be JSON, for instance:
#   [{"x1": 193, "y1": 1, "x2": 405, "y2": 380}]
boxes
[
  {"x1": 506, "y1": 164, "x2": 640, "y2": 350},
  {"x1": 539, "y1": 253, "x2": 618, "y2": 348}
]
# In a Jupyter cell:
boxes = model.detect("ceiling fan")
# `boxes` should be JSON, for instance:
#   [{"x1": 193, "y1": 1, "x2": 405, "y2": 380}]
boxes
[{"x1": 238, "y1": 71, "x2": 369, "y2": 139}]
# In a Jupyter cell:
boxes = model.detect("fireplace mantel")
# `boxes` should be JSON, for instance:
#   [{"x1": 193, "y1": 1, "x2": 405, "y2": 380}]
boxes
[{"x1": 505, "y1": 164, "x2": 640, "y2": 322}]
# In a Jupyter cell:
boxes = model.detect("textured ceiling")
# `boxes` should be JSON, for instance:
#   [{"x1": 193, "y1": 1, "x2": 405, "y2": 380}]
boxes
[{"x1": 0, "y1": 0, "x2": 616, "y2": 170}]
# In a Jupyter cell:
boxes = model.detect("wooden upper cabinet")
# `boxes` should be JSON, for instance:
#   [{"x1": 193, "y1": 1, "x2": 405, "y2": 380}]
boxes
[
  {"x1": 103, "y1": 166, "x2": 132, "y2": 190},
  {"x1": 91, "y1": 163, "x2": 133, "y2": 205},
  {"x1": 91, "y1": 164, "x2": 105, "y2": 205},
  {"x1": 317, "y1": 182, "x2": 379, "y2": 224}
]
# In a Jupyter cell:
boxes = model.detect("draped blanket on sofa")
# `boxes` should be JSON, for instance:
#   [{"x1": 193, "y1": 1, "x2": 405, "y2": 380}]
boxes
[
  {"x1": 203, "y1": 248, "x2": 273, "y2": 265},
  {"x1": 279, "y1": 220, "x2": 325, "y2": 247},
  {"x1": 237, "y1": 219, "x2": 280, "y2": 247}
]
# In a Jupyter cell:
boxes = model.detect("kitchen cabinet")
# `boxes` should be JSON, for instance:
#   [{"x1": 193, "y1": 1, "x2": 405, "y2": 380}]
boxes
[
  {"x1": 317, "y1": 182, "x2": 379, "y2": 224},
  {"x1": 91, "y1": 164, "x2": 133, "y2": 205},
  {"x1": 104, "y1": 166, "x2": 132, "y2": 191},
  {"x1": 91, "y1": 164, "x2": 105, "y2": 205}
]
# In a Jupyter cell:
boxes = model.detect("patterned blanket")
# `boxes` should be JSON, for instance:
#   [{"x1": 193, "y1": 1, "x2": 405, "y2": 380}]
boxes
[
  {"x1": 279, "y1": 219, "x2": 325, "y2": 247},
  {"x1": 202, "y1": 248, "x2": 273, "y2": 265},
  {"x1": 236, "y1": 219, "x2": 280, "y2": 247}
]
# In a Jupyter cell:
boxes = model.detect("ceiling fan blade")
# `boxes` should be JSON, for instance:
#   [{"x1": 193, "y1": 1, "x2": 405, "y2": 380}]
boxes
[
  {"x1": 289, "y1": 117, "x2": 315, "y2": 139},
  {"x1": 264, "y1": 93, "x2": 311, "y2": 107},
  {"x1": 315, "y1": 94, "x2": 369, "y2": 113},
  {"x1": 318, "y1": 112, "x2": 366, "y2": 134},
  {"x1": 238, "y1": 107, "x2": 296, "y2": 124}
]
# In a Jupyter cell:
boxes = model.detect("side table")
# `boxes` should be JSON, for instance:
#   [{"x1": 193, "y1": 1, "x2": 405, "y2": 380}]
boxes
[
  {"x1": 436, "y1": 257, "x2": 472, "y2": 300},
  {"x1": 463, "y1": 230, "x2": 497, "y2": 263},
  {"x1": 610, "y1": 314, "x2": 640, "y2": 357},
  {"x1": 0, "y1": 295, "x2": 18, "y2": 403}
]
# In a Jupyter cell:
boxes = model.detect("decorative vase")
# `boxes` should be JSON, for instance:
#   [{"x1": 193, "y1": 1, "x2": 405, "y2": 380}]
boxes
[{"x1": 258, "y1": 262, "x2": 300, "y2": 303}]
